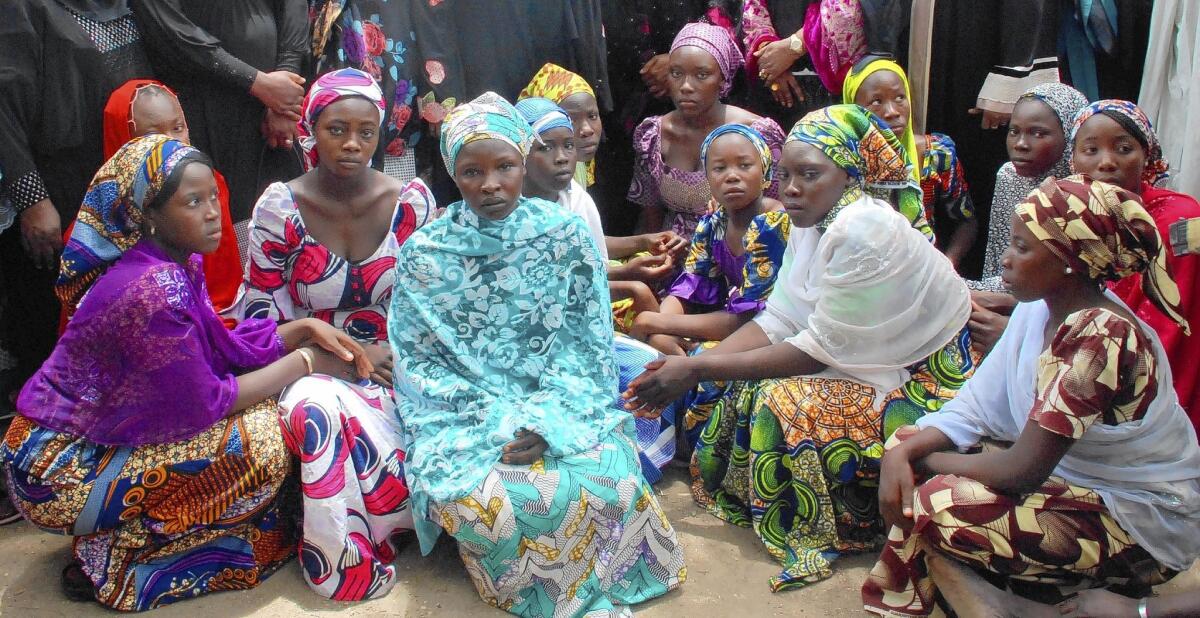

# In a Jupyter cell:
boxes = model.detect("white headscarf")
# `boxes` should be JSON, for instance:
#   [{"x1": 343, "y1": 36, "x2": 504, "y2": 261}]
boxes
[{"x1": 754, "y1": 194, "x2": 970, "y2": 393}]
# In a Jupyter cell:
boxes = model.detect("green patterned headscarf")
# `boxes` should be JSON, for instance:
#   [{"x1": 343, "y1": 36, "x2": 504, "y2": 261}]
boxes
[{"x1": 787, "y1": 104, "x2": 932, "y2": 240}]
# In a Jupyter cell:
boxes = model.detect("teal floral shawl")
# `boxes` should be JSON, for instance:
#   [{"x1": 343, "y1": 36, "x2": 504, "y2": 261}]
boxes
[{"x1": 388, "y1": 196, "x2": 630, "y2": 551}]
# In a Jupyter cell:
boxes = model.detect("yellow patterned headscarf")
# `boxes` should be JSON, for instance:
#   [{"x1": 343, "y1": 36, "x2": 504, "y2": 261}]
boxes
[
  {"x1": 518, "y1": 63, "x2": 597, "y2": 186},
  {"x1": 842, "y1": 58, "x2": 921, "y2": 191},
  {"x1": 1017, "y1": 174, "x2": 1188, "y2": 334}
]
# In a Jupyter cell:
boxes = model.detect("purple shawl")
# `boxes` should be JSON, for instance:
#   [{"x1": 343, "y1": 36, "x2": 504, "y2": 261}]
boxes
[{"x1": 18, "y1": 240, "x2": 285, "y2": 446}]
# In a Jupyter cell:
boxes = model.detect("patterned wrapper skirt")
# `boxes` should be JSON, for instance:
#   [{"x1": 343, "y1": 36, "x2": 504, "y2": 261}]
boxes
[
  {"x1": 861, "y1": 427, "x2": 1175, "y2": 617},
  {"x1": 430, "y1": 430, "x2": 687, "y2": 617},
  {"x1": 1, "y1": 400, "x2": 294, "y2": 612},
  {"x1": 615, "y1": 335, "x2": 678, "y2": 483},
  {"x1": 685, "y1": 329, "x2": 977, "y2": 591},
  {"x1": 277, "y1": 375, "x2": 414, "y2": 601}
]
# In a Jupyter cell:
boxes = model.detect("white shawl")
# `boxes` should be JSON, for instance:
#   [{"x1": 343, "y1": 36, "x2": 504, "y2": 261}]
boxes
[
  {"x1": 753, "y1": 194, "x2": 971, "y2": 394},
  {"x1": 917, "y1": 294, "x2": 1200, "y2": 571}
]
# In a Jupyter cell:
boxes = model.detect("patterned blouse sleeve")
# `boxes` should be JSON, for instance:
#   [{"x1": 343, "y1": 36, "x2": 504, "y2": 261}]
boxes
[
  {"x1": 752, "y1": 116, "x2": 786, "y2": 199},
  {"x1": 667, "y1": 212, "x2": 722, "y2": 305},
  {"x1": 628, "y1": 116, "x2": 664, "y2": 208},
  {"x1": 927, "y1": 133, "x2": 975, "y2": 222},
  {"x1": 1029, "y1": 308, "x2": 1157, "y2": 440},
  {"x1": 393, "y1": 178, "x2": 438, "y2": 244},
  {"x1": 742, "y1": 0, "x2": 780, "y2": 77},
  {"x1": 243, "y1": 183, "x2": 299, "y2": 322},
  {"x1": 728, "y1": 210, "x2": 790, "y2": 314}
]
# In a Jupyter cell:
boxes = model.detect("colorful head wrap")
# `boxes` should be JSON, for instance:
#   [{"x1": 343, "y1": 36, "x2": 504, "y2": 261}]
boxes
[
  {"x1": 700, "y1": 123, "x2": 773, "y2": 189},
  {"x1": 1017, "y1": 174, "x2": 1188, "y2": 333},
  {"x1": 517, "y1": 63, "x2": 595, "y2": 104},
  {"x1": 103, "y1": 79, "x2": 180, "y2": 160},
  {"x1": 514, "y1": 97, "x2": 574, "y2": 143},
  {"x1": 1070, "y1": 99, "x2": 1170, "y2": 187},
  {"x1": 787, "y1": 104, "x2": 929, "y2": 238},
  {"x1": 57, "y1": 135, "x2": 203, "y2": 311},
  {"x1": 439, "y1": 92, "x2": 534, "y2": 175},
  {"x1": 297, "y1": 68, "x2": 385, "y2": 172},
  {"x1": 670, "y1": 22, "x2": 743, "y2": 98},
  {"x1": 841, "y1": 57, "x2": 920, "y2": 190}
]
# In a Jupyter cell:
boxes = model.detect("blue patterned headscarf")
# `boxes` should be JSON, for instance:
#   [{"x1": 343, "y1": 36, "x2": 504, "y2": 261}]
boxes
[
  {"x1": 439, "y1": 92, "x2": 533, "y2": 174},
  {"x1": 514, "y1": 97, "x2": 574, "y2": 141},
  {"x1": 700, "y1": 123, "x2": 773, "y2": 189}
]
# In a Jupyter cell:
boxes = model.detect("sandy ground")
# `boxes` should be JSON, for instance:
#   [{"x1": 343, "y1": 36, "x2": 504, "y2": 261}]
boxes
[{"x1": 0, "y1": 467, "x2": 1195, "y2": 617}]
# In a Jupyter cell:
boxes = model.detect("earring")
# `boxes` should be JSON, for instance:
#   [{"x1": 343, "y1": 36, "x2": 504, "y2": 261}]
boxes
[
  {"x1": 149, "y1": 223, "x2": 156, "y2": 236},
  {"x1": 1064, "y1": 266, "x2": 1073, "y2": 274}
]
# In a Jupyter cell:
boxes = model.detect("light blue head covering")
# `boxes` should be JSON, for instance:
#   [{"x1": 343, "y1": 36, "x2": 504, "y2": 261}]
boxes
[
  {"x1": 514, "y1": 97, "x2": 574, "y2": 141},
  {"x1": 700, "y1": 123, "x2": 773, "y2": 188},
  {"x1": 439, "y1": 92, "x2": 534, "y2": 174}
]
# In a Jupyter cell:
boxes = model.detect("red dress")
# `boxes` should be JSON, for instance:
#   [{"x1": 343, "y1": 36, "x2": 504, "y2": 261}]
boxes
[{"x1": 1110, "y1": 182, "x2": 1200, "y2": 428}]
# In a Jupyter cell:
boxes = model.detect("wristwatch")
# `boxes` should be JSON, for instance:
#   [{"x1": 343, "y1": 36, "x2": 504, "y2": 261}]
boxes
[{"x1": 788, "y1": 33, "x2": 805, "y2": 55}]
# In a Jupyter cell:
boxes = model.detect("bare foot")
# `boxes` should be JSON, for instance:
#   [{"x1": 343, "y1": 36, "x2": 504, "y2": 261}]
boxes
[{"x1": 926, "y1": 551, "x2": 1059, "y2": 618}]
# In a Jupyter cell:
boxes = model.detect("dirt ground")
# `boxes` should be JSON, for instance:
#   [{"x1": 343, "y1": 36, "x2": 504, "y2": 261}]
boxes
[{"x1": 0, "y1": 467, "x2": 1195, "y2": 617}]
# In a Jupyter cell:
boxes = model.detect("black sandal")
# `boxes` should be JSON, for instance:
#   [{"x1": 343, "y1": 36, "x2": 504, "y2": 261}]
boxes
[{"x1": 60, "y1": 562, "x2": 94, "y2": 603}]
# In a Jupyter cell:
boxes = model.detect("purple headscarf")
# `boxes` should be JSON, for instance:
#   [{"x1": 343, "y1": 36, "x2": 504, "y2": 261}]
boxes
[
  {"x1": 297, "y1": 68, "x2": 385, "y2": 172},
  {"x1": 671, "y1": 22, "x2": 743, "y2": 98}
]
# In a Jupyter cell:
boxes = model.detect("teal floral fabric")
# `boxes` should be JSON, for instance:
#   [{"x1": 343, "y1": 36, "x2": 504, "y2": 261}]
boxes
[{"x1": 388, "y1": 196, "x2": 630, "y2": 551}]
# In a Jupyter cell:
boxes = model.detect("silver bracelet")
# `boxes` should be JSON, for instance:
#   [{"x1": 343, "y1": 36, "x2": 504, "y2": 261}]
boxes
[{"x1": 1138, "y1": 598, "x2": 1150, "y2": 618}]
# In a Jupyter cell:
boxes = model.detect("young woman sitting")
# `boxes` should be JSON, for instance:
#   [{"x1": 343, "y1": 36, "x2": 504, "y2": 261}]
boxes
[
  {"x1": 624, "y1": 105, "x2": 974, "y2": 592},
  {"x1": 863, "y1": 175, "x2": 1200, "y2": 617},
  {"x1": 243, "y1": 68, "x2": 435, "y2": 601},
  {"x1": 388, "y1": 92, "x2": 686, "y2": 616},
  {"x1": 6, "y1": 135, "x2": 369, "y2": 611}
]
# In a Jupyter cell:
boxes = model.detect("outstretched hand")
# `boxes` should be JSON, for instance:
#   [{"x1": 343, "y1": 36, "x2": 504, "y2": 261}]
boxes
[{"x1": 622, "y1": 356, "x2": 697, "y2": 415}]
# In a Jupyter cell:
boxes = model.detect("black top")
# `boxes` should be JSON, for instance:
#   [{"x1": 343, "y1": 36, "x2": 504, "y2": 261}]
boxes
[{"x1": 0, "y1": 0, "x2": 152, "y2": 218}]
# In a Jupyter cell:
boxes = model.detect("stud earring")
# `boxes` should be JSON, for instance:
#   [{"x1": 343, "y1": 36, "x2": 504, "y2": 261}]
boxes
[
  {"x1": 149, "y1": 223, "x2": 156, "y2": 236},
  {"x1": 1064, "y1": 266, "x2": 1073, "y2": 274}
]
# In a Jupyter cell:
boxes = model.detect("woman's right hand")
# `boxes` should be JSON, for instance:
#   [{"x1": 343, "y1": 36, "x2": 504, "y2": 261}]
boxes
[
  {"x1": 624, "y1": 253, "x2": 675, "y2": 283},
  {"x1": 502, "y1": 429, "x2": 549, "y2": 465},
  {"x1": 753, "y1": 38, "x2": 802, "y2": 82},
  {"x1": 20, "y1": 199, "x2": 62, "y2": 270},
  {"x1": 968, "y1": 302, "x2": 1009, "y2": 356},
  {"x1": 250, "y1": 70, "x2": 306, "y2": 118},
  {"x1": 878, "y1": 446, "x2": 918, "y2": 532},
  {"x1": 306, "y1": 345, "x2": 363, "y2": 382},
  {"x1": 640, "y1": 53, "x2": 671, "y2": 98}
]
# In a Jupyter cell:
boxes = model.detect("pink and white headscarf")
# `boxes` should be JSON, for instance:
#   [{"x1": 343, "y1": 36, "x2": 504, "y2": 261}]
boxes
[
  {"x1": 670, "y1": 22, "x2": 743, "y2": 98},
  {"x1": 296, "y1": 68, "x2": 385, "y2": 171}
]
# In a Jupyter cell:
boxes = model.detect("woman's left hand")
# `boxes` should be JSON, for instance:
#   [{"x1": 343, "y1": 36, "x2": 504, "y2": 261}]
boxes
[
  {"x1": 502, "y1": 429, "x2": 548, "y2": 465},
  {"x1": 262, "y1": 108, "x2": 299, "y2": 150},
  {"x1": 754, "y1": 38, "x2": 802, "y2": 83},
  {"x1": 968, "y1": 302, "x2": 1009, "y2": 356},
  {"x1": 1056, "y1": 589, "x2": 1138, "y2": 617},
  {"x1": 304, "y1": 319, "x2": 373, "y2": 379},
  {"x1": 622, "y1": 356, "x2": 697, "y2": 413}
]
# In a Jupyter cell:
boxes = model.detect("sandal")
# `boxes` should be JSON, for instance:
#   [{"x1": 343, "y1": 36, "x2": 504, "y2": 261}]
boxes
[{"x1": 60, "y1": 562, "x2": 94, "y2": 603}]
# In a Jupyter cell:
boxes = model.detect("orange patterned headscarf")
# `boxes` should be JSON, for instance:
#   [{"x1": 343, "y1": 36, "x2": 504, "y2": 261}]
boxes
[
  {"x1": 519, "y1": 63, "x2": 597, "y2": 186},
  {"x1": 1017, "y1": 174, "x2": 1189, "y2": 334}
]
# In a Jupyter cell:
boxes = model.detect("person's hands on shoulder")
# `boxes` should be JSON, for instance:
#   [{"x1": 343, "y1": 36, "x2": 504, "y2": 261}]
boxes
[
  {"x1": 878, "y1": 445, "x2": 918, "y2": 532},
  {"x1": 262, "y1": 109, "x2": 298, "y2": 150},
  {"x1": 753, "y1": 38, "x2": 802, "y2": 83},
  {"x1": 968, "y1": 302, "x2": 1009, "y2": 356},
  {"x1": 502, "y1": 429, "x2": 548, "y2": 465},
  {"x1": 251, "y1": 70, "x2": 305, "y2": 118},
  {"x1": 640, "y1": 53, "x2": 671, "y2": 99},
  {"x1": 19, "y1": 199, "x2": 62, "y2": 270}
]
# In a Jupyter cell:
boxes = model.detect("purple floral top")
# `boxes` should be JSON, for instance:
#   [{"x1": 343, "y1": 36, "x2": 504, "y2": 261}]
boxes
[
  {"x1": 628, "y1": 115, "x2": 785, "y2": 239},
  {"x1": 667, "y1": 209, "x2": 790, "y2": 314},
  {"x1": 18, "y1": 240, "x2": 284, "y2": 446}
]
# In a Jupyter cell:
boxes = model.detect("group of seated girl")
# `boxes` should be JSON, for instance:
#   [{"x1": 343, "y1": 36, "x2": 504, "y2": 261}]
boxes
[{"x1": 4, "y1": 18, "x2": 1200, "y2": 618}]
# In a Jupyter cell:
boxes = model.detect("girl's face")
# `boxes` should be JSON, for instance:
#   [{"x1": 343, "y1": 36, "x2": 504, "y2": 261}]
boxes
[
  {"x1": 704, "y1": 133, "x2": 765, "y2": 211},
  {"x1": 524, "y1": 127, "x2": 577, "y2": 199},
  {"x1": 315, "y1": 96, "x2": 380, "y2": 178},
  {"x1": 559, "y1": 92, "x2": 601, "y2": 164},
  {"x1": 1006, "y1": 98, "x2": 1066, "y2": 178},
  {"x1": 1071, "y1": 113, "x2": 1147, "y2": 194},
  {"x1": 668, "y1": 46, "x2": 723, "y2": 117},
  {"x1": 1000, "y1": 212, "x2": 1070, "y2": 302},
  {"x1": 146, "y1": 162, "x2": 222, "y2": 258},
  {"x1": 776, "y1": 142, "x2": 852, "y2": 228},
  {"x1": 130, "y1": 91, "x2": 190, "y2": 144},
  {"x1": 454, "y1": 139, "x2": 526, "y2": 220},
  {"x1": 853, "y1": 69, "x2": 910, "y2": 138}
]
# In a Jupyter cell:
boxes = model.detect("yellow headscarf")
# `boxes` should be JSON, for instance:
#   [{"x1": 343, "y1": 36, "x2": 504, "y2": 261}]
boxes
[
  {"x1": 842, "y1": 58, "x2": 921, "y2": 190},
  {"x1": 518, "y1": 63, "x2": 597, "y2": 186}
]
